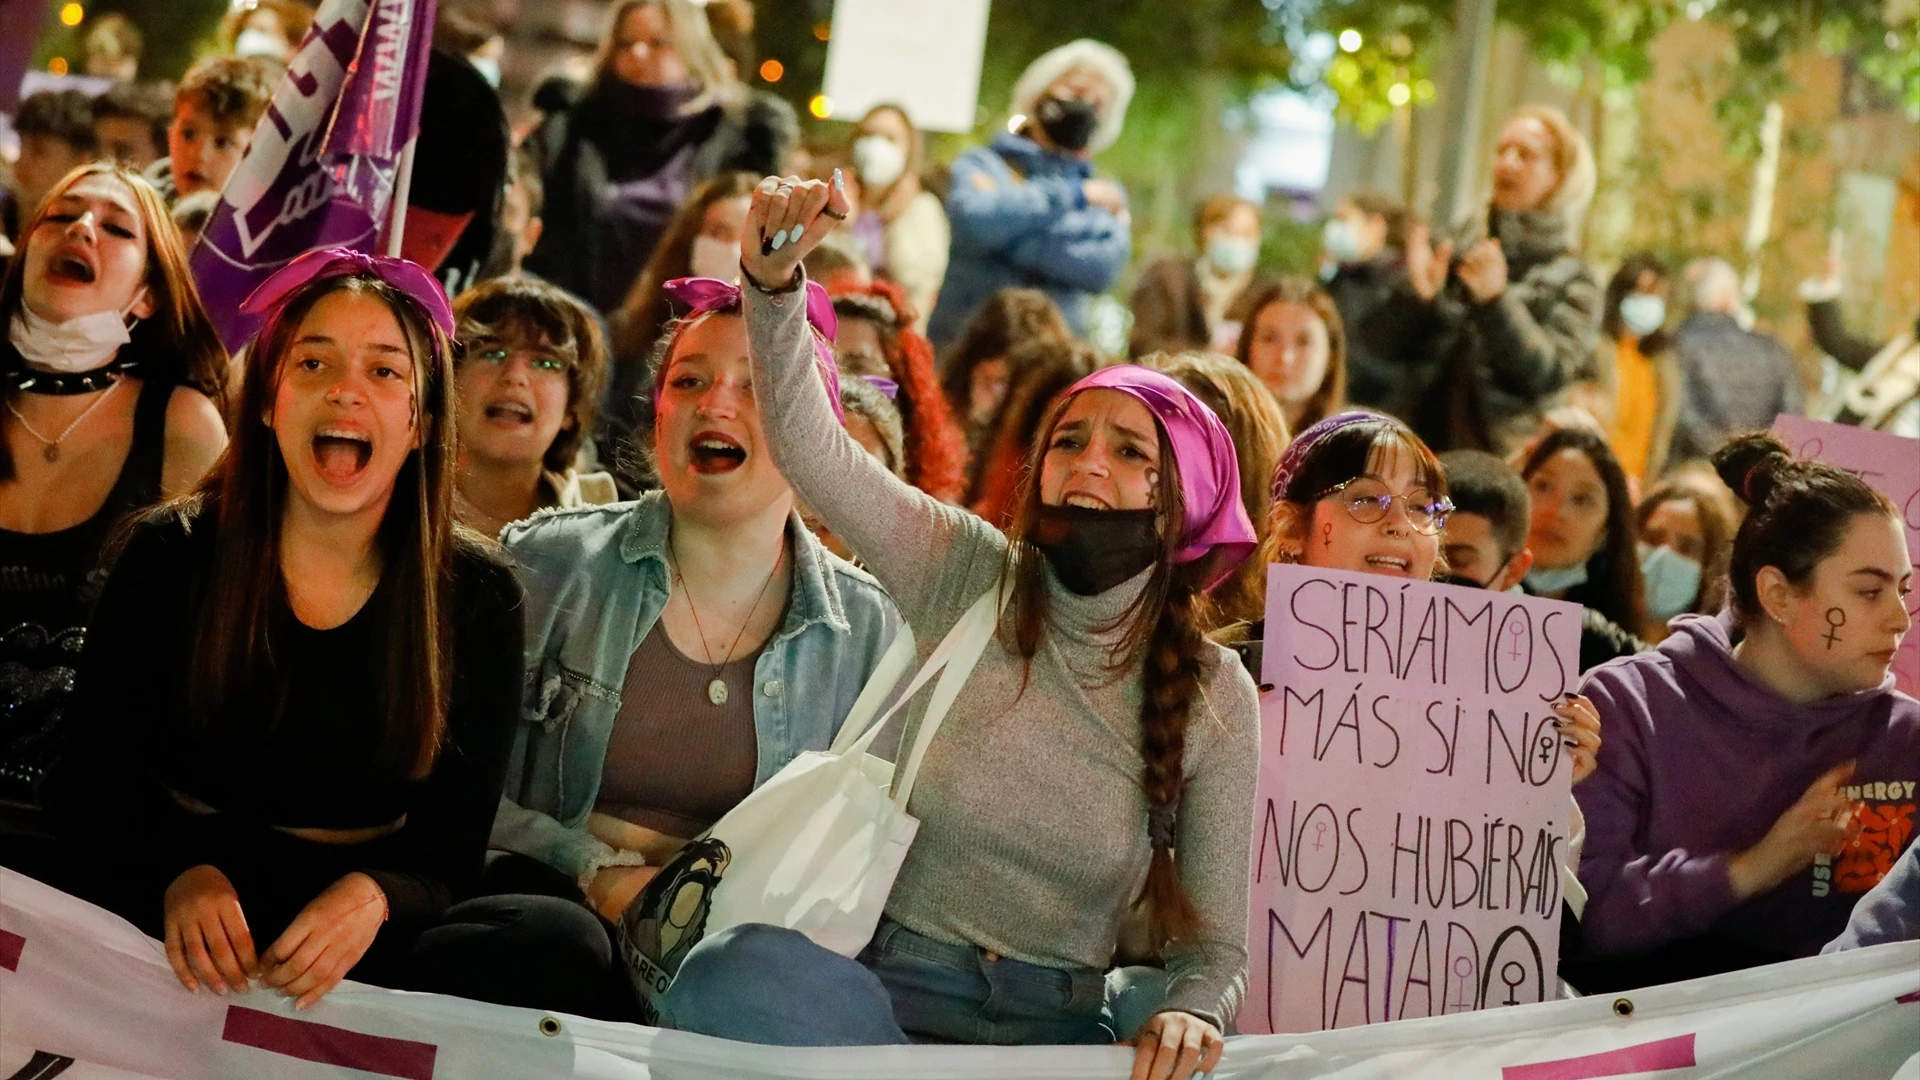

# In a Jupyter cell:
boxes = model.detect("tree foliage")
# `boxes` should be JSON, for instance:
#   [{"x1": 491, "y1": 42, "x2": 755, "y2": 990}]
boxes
[{"x1": 1288, "y1": 0, "x2": 1916, "y2": 136}]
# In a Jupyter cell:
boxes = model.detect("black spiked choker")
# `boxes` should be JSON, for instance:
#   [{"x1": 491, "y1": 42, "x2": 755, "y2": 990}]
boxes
[{"x1": 3, "y1": 358, "x2": 139, "y2": 395}]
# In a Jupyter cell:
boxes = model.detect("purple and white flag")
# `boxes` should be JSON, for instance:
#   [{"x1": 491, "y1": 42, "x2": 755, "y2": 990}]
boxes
[{"x1": 190, "y1": 0, "x2": 437, "y2": 351}]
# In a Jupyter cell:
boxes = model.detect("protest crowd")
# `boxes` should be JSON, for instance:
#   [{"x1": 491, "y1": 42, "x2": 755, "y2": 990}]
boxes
[{"x1": 0, "y1": 2, "x2": 1915, "y2": 1078}]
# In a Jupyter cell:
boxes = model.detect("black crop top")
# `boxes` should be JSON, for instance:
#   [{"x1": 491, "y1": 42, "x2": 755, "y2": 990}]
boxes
[{"x1": 45, "y1": 507, "x2": 524, "y2": 924}]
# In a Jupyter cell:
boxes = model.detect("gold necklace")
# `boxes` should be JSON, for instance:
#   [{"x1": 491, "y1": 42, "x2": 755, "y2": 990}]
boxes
[
  {"x1": 669, "y1": 541, "x2": 786, "y2": 707},
  {"x1": 6, "y1": 379, "x2": 122, "y2": 463}
]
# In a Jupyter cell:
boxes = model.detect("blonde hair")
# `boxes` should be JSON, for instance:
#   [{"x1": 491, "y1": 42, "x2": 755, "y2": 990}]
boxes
[
  {"x1": 1505, "y1": 104, "x2": 1595, "y2": 239},
  {"x1": 591, "y1": 0, "x2": 741, "y2": 113}
]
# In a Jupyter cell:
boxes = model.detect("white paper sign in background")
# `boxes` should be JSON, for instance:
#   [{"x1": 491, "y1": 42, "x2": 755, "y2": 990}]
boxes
[
  {"x1": 820, "y1": 0, "x2": 991, "y2": 134},
  {"x1": 1239, "y1": 565, "x2": 1583, "y2": 1035}
]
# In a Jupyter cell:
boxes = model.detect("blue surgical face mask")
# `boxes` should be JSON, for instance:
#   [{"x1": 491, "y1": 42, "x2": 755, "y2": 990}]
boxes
[
  {"x1": 1639, "y1": 542, "x2": 1702, "y2": 623},
  {"x1": 1205, "y1": 236, "x2": 1258, "y2": 277},
  {"x1": 1323, "y1": 218, "x2": 1362, "y2": 264},
  {"x1": 1525, "y1": 562, "x2": 1590, "y2": 595},
  {"x1": 1619, "y1": 293, "x2": 1666, "y2": 337}
]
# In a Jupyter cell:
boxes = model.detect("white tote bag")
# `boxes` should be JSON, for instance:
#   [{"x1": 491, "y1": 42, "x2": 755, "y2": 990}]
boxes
[{"x1": 697, "y1": 589, "x2": 1003, "y2": 956}]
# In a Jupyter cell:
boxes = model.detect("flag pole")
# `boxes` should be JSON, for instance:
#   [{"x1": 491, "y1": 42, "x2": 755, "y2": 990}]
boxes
[{"x1": 385, "y1": 133, "x2": 418, "y2": 257}]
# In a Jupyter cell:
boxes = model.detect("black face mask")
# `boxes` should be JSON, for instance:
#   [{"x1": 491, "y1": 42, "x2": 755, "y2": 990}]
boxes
[
  {"x1": 1436, "y1": 573, "x2": 1490, "y2": 590},
  {"x1": 1030, "y1": 505, "x2": 1161, "y2": 595},
  {"x1": 1035, "y1": 95, "x2": 1100, "y2": 152}
]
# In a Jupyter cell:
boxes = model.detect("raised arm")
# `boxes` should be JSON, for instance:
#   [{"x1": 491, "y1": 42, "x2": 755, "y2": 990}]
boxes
[{"x1": 740, "y1": 174, "x2": 1007, "y2": 632}]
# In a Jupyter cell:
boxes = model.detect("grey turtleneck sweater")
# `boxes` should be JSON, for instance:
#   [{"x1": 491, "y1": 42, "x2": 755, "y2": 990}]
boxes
[{"x1": 744, "y1": 275, "x2": 1260, "y2": 1027}]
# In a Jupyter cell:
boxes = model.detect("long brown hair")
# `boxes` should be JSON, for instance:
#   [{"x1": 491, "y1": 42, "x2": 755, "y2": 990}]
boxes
[
  {"x1": 1234, "y1": 277, "x2": 1346, "y2": 432},
  {"x1": 1150, "y1": 351, "x2": 1291, "y2": 627},
  {"x1": 187, "y1": 273, "x2": 463, "y2": 779},
  {"x1": 0, "y1": 162, "x2": 228, "y2": 481},
  {"x1": 999, "y1": 392, "x2": 1214, "y2": 951}
]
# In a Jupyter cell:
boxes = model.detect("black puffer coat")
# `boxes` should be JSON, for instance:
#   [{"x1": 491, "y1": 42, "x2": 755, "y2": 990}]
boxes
[{"x1": 1359, "y1": 209, "x2": 1601, "y2": 453}]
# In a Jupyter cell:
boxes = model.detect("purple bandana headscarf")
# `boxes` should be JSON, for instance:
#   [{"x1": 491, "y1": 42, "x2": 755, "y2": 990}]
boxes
[
  {"x1": 1062, "y1": 365, "x2": 1257, "y2": 587},
  {"x1": 1269, "y1": 409, "x2": 1399, "y2": 503},
  {"x1": 239, "y1": 247, "x2": 455, "y2": 349},
  {"x1": 659, "y1": 276, "x2": 843, "y2": 422}
]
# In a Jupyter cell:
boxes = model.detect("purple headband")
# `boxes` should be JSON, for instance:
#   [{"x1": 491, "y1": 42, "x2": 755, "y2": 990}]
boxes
[
  {"x1": 239, "y1": 247, "x2": 455, "y2": 343},
  {"x1": 1269, "y1": 409, "x2": 1399, "y2": 503},
  {"x1": 659, "y1": 277, "x2": 842, "y2": 421},
  {"x1": 861, "y1": 375, "x2": 899, "y2": 400},
  {"x1": 1063, "y1": 365, "x2": 1257, "y2": 587}
]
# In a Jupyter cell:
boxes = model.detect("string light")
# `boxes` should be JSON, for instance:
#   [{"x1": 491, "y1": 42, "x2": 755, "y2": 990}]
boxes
[
  {"x1": 1338, "y1": 29, "x2": 1362, "y2": 52},
  {"x1": 1387, "y1": 82, "x2": 1411, "y2": 107},
  {"x1": 59, "y1": 3, "x2": 85, "y2": 27},
  {"x1": 759, "y1": 58, "x2": 784, "y2": 82},
  {"x1": 808, "y1": 94, "x2": 833, "y2": 119},
  {"x1": 812, "y1": 21, "x2": 831, "y2": 41},
  {"x1": 48, "y1": 57, "x2": 68, "y2": 74}
]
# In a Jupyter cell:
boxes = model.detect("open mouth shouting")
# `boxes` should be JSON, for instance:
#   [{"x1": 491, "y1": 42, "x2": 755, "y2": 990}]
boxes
[
  {"x1": 46, "y1": 247, "x2": 98, "y2": 286},
  {"x1": 1062, "y1": 492, "x2": 1113, "y2": 510},
  {"x1": 312, "y1": 426, "x2": 374, "y2": 483},
  {"x1": 483, "y1": 398, "x2": 535, "y2": 428},
  {"x1": 689, "y1": 429, "x2": 747, "y2": 474}
]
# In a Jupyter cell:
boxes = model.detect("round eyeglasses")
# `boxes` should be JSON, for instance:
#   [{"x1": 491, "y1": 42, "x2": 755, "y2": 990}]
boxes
[{"x1": 1314, "y1": 478, "x2": 1453, "y2": 535}]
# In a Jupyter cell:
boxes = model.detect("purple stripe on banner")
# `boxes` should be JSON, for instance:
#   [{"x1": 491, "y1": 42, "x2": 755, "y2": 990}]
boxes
[
  {"x1": 222, "y1": 1006, "x2": 436, "y2": 1080},
  {"x1": 1897, "y1": 991, "x2": 1920, "y2": 1004},
  {"x1": 1502, "y1": 1033, "x2": 1697, "y2": 1080},
  {"x1": 0, "y1": 927, "x2": 22, "y2": 971}
]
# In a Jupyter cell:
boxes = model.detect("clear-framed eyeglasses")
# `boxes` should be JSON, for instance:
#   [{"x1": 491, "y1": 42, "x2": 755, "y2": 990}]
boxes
[{"x1": 1314, "y1": 477, "x2": 1454, "y2": 535}]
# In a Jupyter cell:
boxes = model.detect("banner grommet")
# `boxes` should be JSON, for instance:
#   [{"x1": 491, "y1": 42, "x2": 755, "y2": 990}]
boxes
[
  {"x1": 1611, "y1": 998, "x2": 1635, "y2": 1018},
  {"x1": 539, "y1": 1017, "x2": 563, "y2": 1037}
]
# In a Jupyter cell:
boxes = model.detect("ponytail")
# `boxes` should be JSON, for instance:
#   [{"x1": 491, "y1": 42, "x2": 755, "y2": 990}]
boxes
[{"x1": 1711, "y1": 432, "x2": 1893, "y2": 624}]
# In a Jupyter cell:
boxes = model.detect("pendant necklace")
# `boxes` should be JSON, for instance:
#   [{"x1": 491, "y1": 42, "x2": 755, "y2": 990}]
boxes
[
  {"x1": 6, "y1": 378, "x2": 122, "y2": 462},
  {"x1": 671, "y1": 542, "x2": 785, "y2": 707}
]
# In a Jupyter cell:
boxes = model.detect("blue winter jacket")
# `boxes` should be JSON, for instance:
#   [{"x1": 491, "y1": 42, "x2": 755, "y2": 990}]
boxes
[{"x1": 925, "y1": 132, "x2": 1131, "y2": 347}]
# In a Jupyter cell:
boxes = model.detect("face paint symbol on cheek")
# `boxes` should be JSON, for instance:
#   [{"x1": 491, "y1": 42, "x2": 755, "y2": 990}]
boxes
[
  {"x1": 1322, "y1": 522, "x2": 1334, "y2": 549},
  {"x1": 1823, "y1": 607, "x2": 1846, "y2": 650}
]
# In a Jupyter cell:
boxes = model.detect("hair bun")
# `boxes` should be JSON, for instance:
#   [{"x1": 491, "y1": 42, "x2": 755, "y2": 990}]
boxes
[{"x1": 1711, "y1": 432, "x2": 1792, "y2": 506}]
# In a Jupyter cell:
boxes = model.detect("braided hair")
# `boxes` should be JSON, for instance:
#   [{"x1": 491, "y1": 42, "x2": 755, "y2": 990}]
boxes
[{"x1": 1001, "y1": 394, "x2": 1213, "y2": 950}]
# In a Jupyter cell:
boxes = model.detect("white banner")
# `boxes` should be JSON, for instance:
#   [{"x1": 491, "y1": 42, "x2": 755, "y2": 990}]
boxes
[{"x1": 2, "y1": 868, "x2": 1917, "y2": 1079}]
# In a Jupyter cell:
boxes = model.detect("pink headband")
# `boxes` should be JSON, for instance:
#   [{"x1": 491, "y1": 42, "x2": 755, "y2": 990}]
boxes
[
  {"x1": 239, "y1": 247, "x2": 455, "y2": 345},
  {"x1": 657, "y1": 277, "x2": 842, "y2": 421}
]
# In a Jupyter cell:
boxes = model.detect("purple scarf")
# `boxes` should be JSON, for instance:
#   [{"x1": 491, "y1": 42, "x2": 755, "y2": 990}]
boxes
[{"x1": 1063, "y1": 365, "x2": 1257, "y2": 586}]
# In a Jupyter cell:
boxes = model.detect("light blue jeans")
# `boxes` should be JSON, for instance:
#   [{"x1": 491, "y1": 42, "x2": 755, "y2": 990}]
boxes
[{"x1": 658, "y1": 920, "x2": 1171, "y2": 1047}]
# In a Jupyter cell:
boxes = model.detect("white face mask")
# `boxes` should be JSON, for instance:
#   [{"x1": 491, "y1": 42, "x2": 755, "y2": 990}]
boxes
[
  {"x1": 1323, "y1": 218, "x2": 1363, "y2": 263},
  {"x1": 852, "y1": 136, "x2": 907, "y2": 189},
  {"x1": 470, "y1": 54, "x2": 503, "y2": 89},
  {"x1": 10, "y1": 290, "x2": 146, "y2": 373},
  {"x1": 1619, "y1": 293, "x2": 1666, "y2": 337},
  {"x1": 1205, "y1": 236, "x2": 1259, "y2": 276},
  {"x1": 233, "y1": 27, "x2": 287, "y2": 59},
  {"x1": 689, "y1": 235, "x2": 738, "y2": 281}
]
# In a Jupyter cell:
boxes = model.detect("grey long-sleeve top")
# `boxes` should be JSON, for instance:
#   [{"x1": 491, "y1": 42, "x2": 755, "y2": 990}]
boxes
[{"x1": 743, "y1": 273, "x2": 1260, "y2": 1027}]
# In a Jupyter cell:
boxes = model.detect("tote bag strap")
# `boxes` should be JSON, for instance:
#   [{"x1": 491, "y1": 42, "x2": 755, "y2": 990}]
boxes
[
  {"x1": 890, "y1": 589, "x2": 1005, "y2": 807},
  {"x1": 828, "y1": 623, "x2": 919, "y2": 755},
  {"x1": 835, "y1": 589, "x2": 1005, "y2": 766}
]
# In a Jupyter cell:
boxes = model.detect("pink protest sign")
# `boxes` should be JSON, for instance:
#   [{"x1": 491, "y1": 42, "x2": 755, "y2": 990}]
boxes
[
  {"x1": 1239, "y1": 565, "x2": 1582, "y2": 1034},
  {"x1": 1771, "y1": 416, "x2": 1920, "y2": 697}
]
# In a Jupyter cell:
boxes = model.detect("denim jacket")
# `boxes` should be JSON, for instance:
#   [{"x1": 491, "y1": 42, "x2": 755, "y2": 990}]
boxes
[{"x1": 489, "y1": 492, "x2": 903, "y2": 885}]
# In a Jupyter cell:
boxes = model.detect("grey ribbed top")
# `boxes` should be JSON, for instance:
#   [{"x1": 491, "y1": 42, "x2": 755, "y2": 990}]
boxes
[{"x1": 743, "y1": 275, "x2": 1260, "y2": 1026}]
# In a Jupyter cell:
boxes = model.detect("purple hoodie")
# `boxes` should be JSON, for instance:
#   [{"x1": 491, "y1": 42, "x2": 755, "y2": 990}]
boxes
[{"x1": 1576, "y1": 611, "x2": 1920, "y2": 964}]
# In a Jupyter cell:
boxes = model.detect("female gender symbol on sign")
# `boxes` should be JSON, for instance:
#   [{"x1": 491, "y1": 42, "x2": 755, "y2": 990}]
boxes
[
  {"x1": 1537, "y1": 733, "x2": 1557, "y2": 765},
  {"x1": 1506, "y1": 621, "x2": 1527, "y2": 662},
  {"x1": 1311, "y1": 821, "x2": 1328, "y2": 850},
  {"x1": 1824, "y1": 607, "x2": 1846, "y2": 649},
  {"x1": 1450, "y1": 956, "x2": 1476, "y2": 1009}
]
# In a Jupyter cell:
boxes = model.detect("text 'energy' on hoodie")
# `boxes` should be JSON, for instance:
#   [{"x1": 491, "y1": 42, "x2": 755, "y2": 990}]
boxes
[{"x1": 1575, "y1": 611, "x2": 1919, "y2": 974}]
